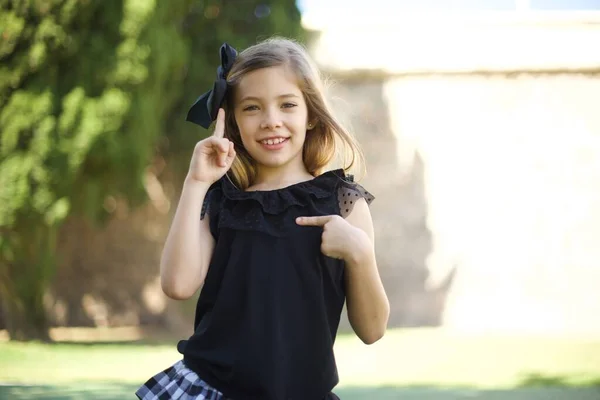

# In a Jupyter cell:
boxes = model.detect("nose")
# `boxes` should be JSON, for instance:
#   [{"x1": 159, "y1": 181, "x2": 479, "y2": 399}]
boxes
[{"x1": 260, "y1": 108, "x2": 282, "y2": 130}]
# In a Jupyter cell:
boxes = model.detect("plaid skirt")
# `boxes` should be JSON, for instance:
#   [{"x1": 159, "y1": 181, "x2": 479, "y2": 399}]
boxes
[{"x1": 136, "y1": 359, "x2": 229, "y2": 400}]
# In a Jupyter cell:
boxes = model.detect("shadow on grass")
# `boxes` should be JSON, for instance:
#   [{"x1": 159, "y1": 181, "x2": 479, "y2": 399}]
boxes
[
  {"x1": 517, "y1": 372, "x2": 600, "y2": 388},
  {"x1": 0, "y1": 383, "x2": 138, "y2": 400},
  {"x1": 46, "y1": 339, "x2": 176, "y2": 347},
  {"x1": 1, "y1": 383, "x2": 599, "y2": 400},
  {"x1": 335, "y1": 385, "x2": 600, "y2": 399}
]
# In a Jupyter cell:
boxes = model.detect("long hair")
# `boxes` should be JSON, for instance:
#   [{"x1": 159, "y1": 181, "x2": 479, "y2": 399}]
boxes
[{"x1": 223, "y1": 37, "x2": 365, "y2": 189}]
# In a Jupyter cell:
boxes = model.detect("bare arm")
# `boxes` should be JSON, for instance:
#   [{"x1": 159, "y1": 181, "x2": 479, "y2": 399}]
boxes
[
  {"x1": 160, "y1": 179, "x2": 215, "y2": 300},
  {"x1": 160, "y1": 109, "x2": 236, "y2": 300},
  {"x1": 296, "y1": 199, "x2": 390, "y2": 344},
  {"x1": 343, "y1": 199, "x2": 390, "y2": 344}
]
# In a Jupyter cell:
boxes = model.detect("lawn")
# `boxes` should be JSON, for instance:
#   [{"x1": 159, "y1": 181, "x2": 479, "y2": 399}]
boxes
[{"x1": 1, "y1": 328, "x2": 599, "y2": 399}]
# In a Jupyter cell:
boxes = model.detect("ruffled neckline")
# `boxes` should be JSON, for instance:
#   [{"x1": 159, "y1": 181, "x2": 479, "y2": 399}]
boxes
[
  {"x1": 222, "y1": 169, "x2": 345, "y2": 197},
  {"x1": 215, "y1": 169, "x2": 347, "y2": 215}
]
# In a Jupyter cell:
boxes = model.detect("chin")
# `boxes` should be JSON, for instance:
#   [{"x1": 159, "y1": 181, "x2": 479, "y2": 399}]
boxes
[{"x1": 253, "y1": 155, "x2": 295, "y2": 168}]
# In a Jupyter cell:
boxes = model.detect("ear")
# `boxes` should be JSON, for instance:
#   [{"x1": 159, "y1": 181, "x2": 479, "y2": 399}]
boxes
[{"x1": 307, "y1": 120, "x2": 316, "y2": 130}]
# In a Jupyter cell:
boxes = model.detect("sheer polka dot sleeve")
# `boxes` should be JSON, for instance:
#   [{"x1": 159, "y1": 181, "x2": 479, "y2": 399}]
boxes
[{"x1": 337, "y1": 175, "x2": 375, "y2": 218}]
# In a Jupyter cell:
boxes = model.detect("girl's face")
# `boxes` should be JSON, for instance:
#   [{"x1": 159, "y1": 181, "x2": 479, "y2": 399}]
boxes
[{"x1": 233, "y1": 66, "x2": 310, "y2": 173}]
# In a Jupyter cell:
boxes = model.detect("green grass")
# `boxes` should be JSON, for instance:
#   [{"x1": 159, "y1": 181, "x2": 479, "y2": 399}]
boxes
[
  {"x1": 2, "y1": 384, "x2": 600, "y2": 400},
  {"x1": 1, "y1": 328, "x2": 599, "y2": 399}
]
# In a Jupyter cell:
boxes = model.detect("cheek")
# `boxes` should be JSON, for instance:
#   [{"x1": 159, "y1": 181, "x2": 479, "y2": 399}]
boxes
[
  {"x1": 294, "y1": 127, "x2": 307, "y2": 144},
  {"x1": 240, "y1": 135, "x2": 254, "y2": 151},
  {"x1": 238, "y1": 130, "x2": 253, "y2": 150},
  {"x1": 234, "y1": 117, "x2": 253, "y2": 144}
]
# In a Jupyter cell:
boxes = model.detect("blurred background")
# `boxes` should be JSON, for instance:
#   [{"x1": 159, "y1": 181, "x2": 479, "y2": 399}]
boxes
[{"x1": 1, "y1": 0, "x2": 600, "y2": 399}]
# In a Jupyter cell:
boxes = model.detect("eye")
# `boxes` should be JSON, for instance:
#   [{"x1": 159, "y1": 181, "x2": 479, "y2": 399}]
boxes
[
  {"x1": 282, "y1": 102, "x2": 297, "y2": 109},
  {"x1": 243, "y1": 105, "x2": 259, "y2": 112}
]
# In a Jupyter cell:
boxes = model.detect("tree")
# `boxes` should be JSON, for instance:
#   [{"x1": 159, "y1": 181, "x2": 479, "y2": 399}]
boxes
[
  {"x1": 0, "y1": 0, "x2": 161, "y2": 341},
  {"x1": 0, "y1": 0, "x2": 303, "y2": 341},
  {"x1": 162, "y1": 0, "x2": 305, "y2": 179}
]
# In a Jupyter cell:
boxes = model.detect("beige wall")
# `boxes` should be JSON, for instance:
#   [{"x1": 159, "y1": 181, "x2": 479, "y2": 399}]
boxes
[
  {"x1": 316, "y1": 14, "x2": 600, "y2": 335},
  {"x1": 385, "y1": 74, "x2": 600, "y2": 335}
]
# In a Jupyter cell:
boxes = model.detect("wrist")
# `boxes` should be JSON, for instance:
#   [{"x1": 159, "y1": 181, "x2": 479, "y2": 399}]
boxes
[
  {"x1": 345, "y1": 227, "x2": 374, "y2": 266},
  {"x1": 183, "y1": 175, "x2": 212, "y2": 192}
]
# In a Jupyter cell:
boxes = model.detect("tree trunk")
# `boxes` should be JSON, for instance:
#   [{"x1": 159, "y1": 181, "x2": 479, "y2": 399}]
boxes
[
  {"x1": 1, "y1": 292, "x2": 51, "y2": 342},
  {"x1": 0, "y1": 221, "x2": 57, "y2": 342}
]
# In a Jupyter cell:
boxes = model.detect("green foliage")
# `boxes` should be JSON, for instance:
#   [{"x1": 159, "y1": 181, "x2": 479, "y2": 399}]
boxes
[
  {"x1": 0, "y1": 0, "x2": 303, "y2": 340},
  {"x1": 0, "y1": 0, "x2": 149, "y2": 226},
  {"x1": 0, "y1": 0, "x2": 159, "y2": 340}
]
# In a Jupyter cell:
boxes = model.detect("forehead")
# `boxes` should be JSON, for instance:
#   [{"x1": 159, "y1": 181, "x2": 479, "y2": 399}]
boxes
[{"x1": 235, "y1": 66, "x2": 302, "y2": 100}]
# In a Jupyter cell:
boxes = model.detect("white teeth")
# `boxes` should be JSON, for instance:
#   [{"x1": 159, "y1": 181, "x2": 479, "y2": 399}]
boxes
[{"x1": 262, "y1": 138, "x2": 285, "y2": 145}]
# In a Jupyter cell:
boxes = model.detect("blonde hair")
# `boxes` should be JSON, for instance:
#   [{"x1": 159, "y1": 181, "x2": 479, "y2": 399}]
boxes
[{"x1": 223, "y1": 37, "x2": 365, "y2": 189}]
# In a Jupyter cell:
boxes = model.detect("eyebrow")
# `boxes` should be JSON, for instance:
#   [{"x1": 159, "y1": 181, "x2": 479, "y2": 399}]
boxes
[{"x1": 239, "y1": 93, "x2": 300, "y2": 102}]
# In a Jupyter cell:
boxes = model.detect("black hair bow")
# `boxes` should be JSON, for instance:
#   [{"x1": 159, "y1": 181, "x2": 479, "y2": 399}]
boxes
[{"x1": 186, "y1": 43, "x2": 238, "y2": 129}]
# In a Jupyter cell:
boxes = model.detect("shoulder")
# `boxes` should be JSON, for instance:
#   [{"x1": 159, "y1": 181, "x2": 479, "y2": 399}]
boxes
[
  {"x1": 344, "y1": 196, "x2": 375, "y2": 240},
  {"x1": 316, "y1": 169, "x2": 376, "y2": 238},
  {"x1": 317, "y1": 169, "x2": 374, "y2": 218}
]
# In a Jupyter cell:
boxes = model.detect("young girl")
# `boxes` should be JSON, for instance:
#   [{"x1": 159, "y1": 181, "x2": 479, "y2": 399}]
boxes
[{"x1": 136, "y1": 37, "x2": 389, "y2": 400}]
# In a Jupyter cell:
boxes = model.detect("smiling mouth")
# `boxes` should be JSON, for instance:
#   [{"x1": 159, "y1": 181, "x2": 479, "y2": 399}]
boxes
[{"x1": 260, "y1": 137, "x2": 288, "y2": 145}]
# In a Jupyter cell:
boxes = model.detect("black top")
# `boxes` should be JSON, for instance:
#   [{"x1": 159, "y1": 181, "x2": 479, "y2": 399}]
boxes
[{"x1": 178, "y1": 169, "x2": 374, "y2": 400}]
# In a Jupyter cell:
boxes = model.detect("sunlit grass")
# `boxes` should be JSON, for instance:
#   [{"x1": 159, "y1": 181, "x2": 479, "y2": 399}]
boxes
[
  {"x1": 1, "y1": 327, "x2": 599, "y2": 390},
  {"x1": 0, "y1": 340, "x2": 179, "y2": 385},
  {"x1": 334, "y1": 328, "x2": 600, "y2": 389}
]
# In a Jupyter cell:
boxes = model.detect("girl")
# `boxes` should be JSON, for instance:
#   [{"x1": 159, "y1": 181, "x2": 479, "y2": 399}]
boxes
[{"x1": 136, "y1": 38, "x2": 389, "y2": 400}]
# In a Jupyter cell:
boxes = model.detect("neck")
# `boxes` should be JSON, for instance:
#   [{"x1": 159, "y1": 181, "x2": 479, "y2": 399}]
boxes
[{"x1": 251, "y1": 160, "x2": 313, "y2": 191}]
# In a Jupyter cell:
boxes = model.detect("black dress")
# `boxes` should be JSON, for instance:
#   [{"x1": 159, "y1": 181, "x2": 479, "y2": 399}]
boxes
[{"x1": 177, "y1": 169, "x2": 373, "y2": 400}]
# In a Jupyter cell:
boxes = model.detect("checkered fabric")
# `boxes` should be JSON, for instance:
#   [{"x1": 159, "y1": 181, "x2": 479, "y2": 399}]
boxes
[{"x1": 135, "y1": 359, "x2": 227, "y2": 400}]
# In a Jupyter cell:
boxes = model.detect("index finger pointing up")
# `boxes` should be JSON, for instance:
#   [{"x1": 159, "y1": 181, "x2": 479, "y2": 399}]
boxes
[{"x1": 213, "y1": 108, "x2": 226, "y2": 138}]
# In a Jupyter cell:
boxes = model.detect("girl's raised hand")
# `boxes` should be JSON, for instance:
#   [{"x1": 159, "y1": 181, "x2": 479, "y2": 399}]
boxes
[{"x1": 187, "y1": 108, "x2": 236, "y2": 185}]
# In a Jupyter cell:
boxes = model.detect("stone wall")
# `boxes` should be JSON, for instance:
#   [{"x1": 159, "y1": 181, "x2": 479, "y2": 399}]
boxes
[{"x1": 327, "y1": 72, "x2": 600, "y2": 335}]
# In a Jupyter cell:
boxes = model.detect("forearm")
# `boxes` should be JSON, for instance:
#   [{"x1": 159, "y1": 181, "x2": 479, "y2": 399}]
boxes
[
  {"x1": 160, "y1": 177, "x2": 213, "y2": 299},
  {"x1": 345, "y1": 236, "x2": 390, "y2": 344}
]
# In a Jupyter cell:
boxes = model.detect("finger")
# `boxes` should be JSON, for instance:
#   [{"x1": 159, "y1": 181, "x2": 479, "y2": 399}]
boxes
[
  {"x1": 226, "y1": 142, "x2": 236, "y2": 164},
  {"x1": 207, "y1": 137, "x2": 229, "y2": 153},
  {"x1": 216, "y1": 140, "x2": 229, "y2": 167},
  {"x1": 219, "y1": 148, "x2": 228, "y2": 167},
  {"x1": 296, "y1": 215, "x2": 333, "y2": 226},
  {"x1": 212, "y1": 108, "x2": 226, "y2": 138},
  {"x1": 206, "y1": 137, "x2": 229, "y2": 167}
]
